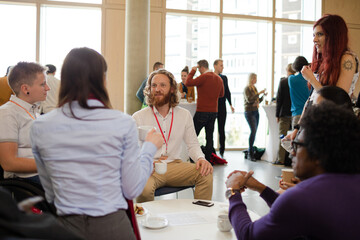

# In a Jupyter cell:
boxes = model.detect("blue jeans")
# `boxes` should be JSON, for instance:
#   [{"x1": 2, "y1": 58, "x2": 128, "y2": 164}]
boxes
[
  {"x1": 193, "y1": 112, "x2": 217, "y2": 161},
  {"x1": 244, "y1": 110, "x2": 259, "y2": 155}
]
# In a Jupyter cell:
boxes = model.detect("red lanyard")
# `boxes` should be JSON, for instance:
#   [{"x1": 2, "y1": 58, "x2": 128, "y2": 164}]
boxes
[
  {"x1": 152, "y1": 107, "x2": 174, "y2": 154},
  {"x1": 9, "y1": 100, "x2": 35, "y2": 120}
]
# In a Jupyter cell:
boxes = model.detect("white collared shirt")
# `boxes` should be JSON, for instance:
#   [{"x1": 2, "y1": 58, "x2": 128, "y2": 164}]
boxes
[
  {"x1": 0, "y1": 95, "x2": 39, "y2": 178},
  {"x1": 132, "y1": 106, "x2": 205, "y2": 163}
]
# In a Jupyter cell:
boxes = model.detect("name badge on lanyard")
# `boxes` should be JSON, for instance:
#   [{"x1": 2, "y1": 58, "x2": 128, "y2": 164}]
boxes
[{"x1": 152, "y1": 107, "x2": 174, "y2": 159}]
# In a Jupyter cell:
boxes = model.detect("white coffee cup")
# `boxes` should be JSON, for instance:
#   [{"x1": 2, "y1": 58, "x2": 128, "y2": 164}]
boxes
[
  {"x1": 155, "y1": 162, "x2": 167, "y2": 174},
  {"x1": 138, "y1": 126, "x2": 155, "y2": 141},
  {"x1": 217, "y1": 214, "x2": 232, "y2": 232}
]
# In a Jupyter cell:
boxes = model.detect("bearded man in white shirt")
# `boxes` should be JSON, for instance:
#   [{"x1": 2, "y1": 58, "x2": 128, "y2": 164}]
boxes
[{"x1": 133, "y1": 69, "x2": 213, "y2": 203}]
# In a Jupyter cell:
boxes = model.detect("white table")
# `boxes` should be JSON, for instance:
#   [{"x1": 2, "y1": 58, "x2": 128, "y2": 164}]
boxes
[
  {"x1": 178, "y1": 101, "x2": 197, "y2": 161},
  {"x1": 178, "y1": 101, "x2": 197, "y2": 117},
  {"x1": 261, "y1": 104, "x2": 279, "y2": 163},
  {"x1": 137, "y1": 199, "x2": 260, "y2": 240}
]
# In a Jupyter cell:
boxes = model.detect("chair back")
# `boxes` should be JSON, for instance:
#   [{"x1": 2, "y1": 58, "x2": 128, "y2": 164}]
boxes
[
  {"x1": 0, "y1": 179, "x2": 56, "y2": 214},
  {"x1": 0, "y1": 164, "x2": 56, "y2": 215},
  {"x1": 155, "y1": 186, "x2": 194, "y2": 197}
]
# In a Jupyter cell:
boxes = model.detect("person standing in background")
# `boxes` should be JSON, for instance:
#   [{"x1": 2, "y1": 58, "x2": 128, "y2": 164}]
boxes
[
  {"x1": 274, "y1": 63, "x2": 295, "y2": 165},
  {"x1": 243, "y1": 73, "x2": 267, "y2": 162},
  {"x1": 288, "y1": 14, "x2": 359, "y2": 140},
  {"x1": 40, "y1": 64, "x2": 60, "y2": 114},
  {"x1": 178, "y1": 66, "x2": 195, "y2": 101},
  {"x1": 288, "y1": 56, "x2": 310, "y2": 128},
  {"x1": 136, "y1": 62, "x2": 164, "y2": 107},
  {"x1": 0, "y1": 66, "x2": 14, "y2": 106},
  {"x1": 185, "y1": 59, "x2": 224, "y2": 162},
  {"x1": 213, "y1": 59, "x2": 235, "y2": 158}
]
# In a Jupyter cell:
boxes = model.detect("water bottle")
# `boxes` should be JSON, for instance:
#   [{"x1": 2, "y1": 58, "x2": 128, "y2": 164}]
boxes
[{"x1": 280, "y1": 135, "x2": 292, "y2": 153}]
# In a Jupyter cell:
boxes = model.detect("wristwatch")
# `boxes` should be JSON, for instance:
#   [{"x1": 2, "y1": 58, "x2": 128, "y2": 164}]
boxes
[{"x1": 225, "y1": 188, "x2": 241, "y2": 199}]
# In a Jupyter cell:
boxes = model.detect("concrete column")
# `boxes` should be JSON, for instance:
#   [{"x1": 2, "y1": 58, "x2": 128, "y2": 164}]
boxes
[{"x1": 124, "y1": 0, "x2": 150, "y2": 115}]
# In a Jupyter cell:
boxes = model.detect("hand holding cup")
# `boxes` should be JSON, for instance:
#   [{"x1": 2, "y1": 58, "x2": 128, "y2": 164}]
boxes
[
  {"x1": 281, "y1": 169, "x2": 295, "y2": 183},
  {"x1": 145, "y1": 128, "x2": 163, "y2": 149}
]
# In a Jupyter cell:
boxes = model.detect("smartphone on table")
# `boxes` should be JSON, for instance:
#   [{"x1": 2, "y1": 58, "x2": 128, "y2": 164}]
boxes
[{"x1": 192, "y1": 200, "x2": 214, "y2": 207}]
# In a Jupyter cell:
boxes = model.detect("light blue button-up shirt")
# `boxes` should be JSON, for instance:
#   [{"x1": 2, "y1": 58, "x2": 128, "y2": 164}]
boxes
[{"x1": 30, "y1": 100, "x2": 156, "y2": 216}]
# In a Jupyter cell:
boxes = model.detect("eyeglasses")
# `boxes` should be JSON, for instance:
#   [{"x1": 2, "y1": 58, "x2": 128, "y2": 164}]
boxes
[{"x1": 291, "y1": 140, "x2": 307, "y2": 153}]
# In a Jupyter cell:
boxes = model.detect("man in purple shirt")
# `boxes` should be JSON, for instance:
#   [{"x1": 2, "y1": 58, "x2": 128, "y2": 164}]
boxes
[{"x1": 225, "y1": 102, "x2": 360, "y2": 240}]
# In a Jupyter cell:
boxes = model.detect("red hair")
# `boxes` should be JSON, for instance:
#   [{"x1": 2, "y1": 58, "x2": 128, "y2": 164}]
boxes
[{"x1": 311, "y1": 15, "x2": 349, "y2": 86}]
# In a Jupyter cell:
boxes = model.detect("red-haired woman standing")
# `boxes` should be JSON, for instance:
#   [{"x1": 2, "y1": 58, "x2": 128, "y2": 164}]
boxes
[
  {"x1": 302, "y1": 14, "x2": 359, "y2": 98},
  {"x1": 289, "y1": 14, "x2": 359, "y2": 139}
]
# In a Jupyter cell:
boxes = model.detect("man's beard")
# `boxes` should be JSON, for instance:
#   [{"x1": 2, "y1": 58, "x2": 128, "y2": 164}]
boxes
[{"x1": 152, "y1": 91, "x2": 171, "y2": 107}]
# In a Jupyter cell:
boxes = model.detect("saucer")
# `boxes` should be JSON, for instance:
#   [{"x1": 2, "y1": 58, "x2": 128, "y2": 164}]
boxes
[{"x1": 140, "y1": 216, "x2": 168, "y2": 229}]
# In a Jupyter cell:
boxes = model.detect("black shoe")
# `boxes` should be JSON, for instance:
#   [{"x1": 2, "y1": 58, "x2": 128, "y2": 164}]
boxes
[
  {"x1": 249, "y1": 154, "x2": 257, "y2": 162},
  {"x1": 273, "y1": 161, "x2": 284, "y2": 165}
]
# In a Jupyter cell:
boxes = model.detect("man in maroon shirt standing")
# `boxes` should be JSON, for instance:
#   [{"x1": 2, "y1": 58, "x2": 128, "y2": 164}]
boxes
[{"x1": 185, "y1": 59, "x2": 224, "y2": 162}]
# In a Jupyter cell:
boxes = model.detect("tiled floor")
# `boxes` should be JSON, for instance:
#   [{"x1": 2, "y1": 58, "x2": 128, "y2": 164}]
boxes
[{"x1": 156, "y1": 151, "x2": 291, "y2": 217}]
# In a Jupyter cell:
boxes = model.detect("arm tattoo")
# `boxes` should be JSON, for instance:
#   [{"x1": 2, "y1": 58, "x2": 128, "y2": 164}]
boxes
[{"x1": 343, "y1": 60, "x2": 353, "y2": 71}]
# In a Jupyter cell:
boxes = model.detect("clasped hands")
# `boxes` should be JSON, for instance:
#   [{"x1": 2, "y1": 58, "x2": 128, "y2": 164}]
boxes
[{"x1": 226, "y1": 170, "x2": 266, "y2": 194}]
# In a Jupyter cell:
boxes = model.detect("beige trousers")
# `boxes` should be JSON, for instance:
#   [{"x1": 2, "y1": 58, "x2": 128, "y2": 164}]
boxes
[
  {"x1": 277, "y1": 116, "x2": 292, "y2": 164},
  {"x1": 136, "y1": 160, "x2": 213, "y2": 203}
]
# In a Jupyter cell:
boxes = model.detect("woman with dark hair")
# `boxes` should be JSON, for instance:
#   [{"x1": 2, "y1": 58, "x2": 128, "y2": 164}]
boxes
[
  {"x1": 226, "y1": 101, "x2": 360, "y2": 239},
  {"x1": 315, "y1": 85, "x2": 353, "y2": 110},
  {"x1": 178, "y1": 66, "x2": 195, "y2": 101},
  {"x1": 30, "y1": 47, "x2": 163, "y2": 240},
  {"x1": 288, "y1": 56, "x2": 310, "y2": 127}
]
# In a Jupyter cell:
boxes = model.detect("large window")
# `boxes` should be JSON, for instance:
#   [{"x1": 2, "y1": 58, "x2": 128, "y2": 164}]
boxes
[
  {"x1": 274, "y1": 23, "x2": 313, "y2": 92},
  {"x1": 40, "y1": 5, "x2": 101, "y2": 78},
  {"x1": 48, "y1": 0, "x2": 101, "y2": 3},
  {"x1": 275, "y1": 0, "x2": 321, "y2": 21},
  {"x1": 0, "y1": 1, "x2": 101, "y2": 79},
  {"x1": 222, "y1": 19, "x2": 272, "y2": 148},
  {"x1": 165, "y1": 14, "x2": 219, "y2": 81},
  {"x1": 165, "y1": 0, "x2": 320, "y2": 150},
  {"x1": 166, "y1": 0, "x2": 219, "y2": 13},
  {"x1": 0, "y1": 3, "x2": 36, "y2": 75},
  {"x1": 223, "y1": 0, "x2": 272, "y2": 17}
]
